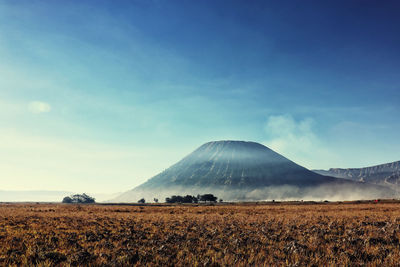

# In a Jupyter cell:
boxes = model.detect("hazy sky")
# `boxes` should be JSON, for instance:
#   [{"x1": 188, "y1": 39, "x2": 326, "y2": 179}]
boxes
[{"x1": 1, "y1": 0, "x2": 399, "y2": 193}]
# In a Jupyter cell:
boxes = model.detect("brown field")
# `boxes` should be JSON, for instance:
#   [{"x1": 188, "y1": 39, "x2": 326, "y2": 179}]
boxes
[{"x1": 1, "y1": 201, "x2": 400, "y2": 266}]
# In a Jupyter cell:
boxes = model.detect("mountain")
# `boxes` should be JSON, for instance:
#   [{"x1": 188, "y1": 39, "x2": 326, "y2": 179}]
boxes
[
  {"x1": 114, "y1": 141, "x2": 396, "y2": 202},
  {"x1": 139, "y1": 141, "x2": 338, "y2": 188},
  {"x1": 313, "y1": 161, "x2": 400, "y2": 186}
]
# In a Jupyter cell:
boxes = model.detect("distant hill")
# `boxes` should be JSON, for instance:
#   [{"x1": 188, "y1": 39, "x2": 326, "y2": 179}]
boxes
[
  {"x1": 313, "y1": 161, "x2": 400, "y2": 187},
  {"x1": 0, "y1": 190, "x2": 73, "y2": 202},
  {"x1": 0, "y1": 191, "x2": 121, "y2": 202},
  {"x1": 113, "y1": 141, "x2": 395, "y2": 202}
]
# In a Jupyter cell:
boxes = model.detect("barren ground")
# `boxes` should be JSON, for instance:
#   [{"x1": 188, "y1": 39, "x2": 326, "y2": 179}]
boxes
[{"x1": 1, "y1": 201, "x2": 400, "y2": 266}]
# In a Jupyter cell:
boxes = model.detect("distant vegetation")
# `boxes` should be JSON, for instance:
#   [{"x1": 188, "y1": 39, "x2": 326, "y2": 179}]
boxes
[
  {"x1": 62, "y1": 193, "x2": 95, "y2": 204},
  {"x1": 165, "y1": 194, "x2": 218, "y2": 203}
]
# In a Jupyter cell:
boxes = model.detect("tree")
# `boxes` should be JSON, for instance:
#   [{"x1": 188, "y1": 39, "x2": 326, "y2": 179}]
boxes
[
  {"x1": 165, "y1": 194, "x2": 218, "y2": 203},
  {"x1": 154, "y1": 198, "x2": 159, "y2": 203},
  {"x1": 165, "y1": 195, "x2": 183, "y2": 203},
  {"x1": 183, "y1": 195, "x2": 196, "y2": 203},
  {"x1": 138, "y1": 198, "x2": 145, "y2": 204},
  {"x1": 73, "y1": 193, "x2": 95, "y2": 203},
  {"x1": 62, "y1": 193, "x2": 95, "y2": 204},
  {"x1": 62, "y1": 196, "x2": 72, "y2": 203},
  {"x1": 200, "y1": 194, "x2": 217, "y2": 203},
  {"x1": 165, "y1": 195, "x2": 198, "y2": 203}
]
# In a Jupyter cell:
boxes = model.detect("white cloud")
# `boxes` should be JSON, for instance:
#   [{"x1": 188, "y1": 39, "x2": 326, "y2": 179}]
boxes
[
  {"x1": 28, "y1": 101, "x2": 51, "y2": 113},
  {"x1": 263, "y1": 114, "x2": 337, "y2": 169}
]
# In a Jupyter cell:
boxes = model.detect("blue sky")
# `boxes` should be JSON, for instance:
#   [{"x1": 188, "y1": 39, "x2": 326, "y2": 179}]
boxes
[{"x1": 1, "y1": 0, "x2": 399, "y2": 193}]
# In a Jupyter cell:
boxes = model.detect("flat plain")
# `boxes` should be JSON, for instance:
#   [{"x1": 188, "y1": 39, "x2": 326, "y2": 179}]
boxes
[{"x1": 1, "y1": 201, "x2": 400, "y2": 266}]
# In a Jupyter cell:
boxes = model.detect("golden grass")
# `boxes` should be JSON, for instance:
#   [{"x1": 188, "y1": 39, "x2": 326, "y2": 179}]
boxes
[{"x1": 1, "y1": 202, "x2": 400, "y2": 266}]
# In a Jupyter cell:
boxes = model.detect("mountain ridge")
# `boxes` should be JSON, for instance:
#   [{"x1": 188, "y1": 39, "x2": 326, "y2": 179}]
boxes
[{"x1": 313, "y1": 160, "x2": 400, "y2": 186}]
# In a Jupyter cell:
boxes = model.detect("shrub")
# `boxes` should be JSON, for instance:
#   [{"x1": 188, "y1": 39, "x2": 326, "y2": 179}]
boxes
[{"x1": 62, "y1": 193, "x2": 95, "y2": 204}]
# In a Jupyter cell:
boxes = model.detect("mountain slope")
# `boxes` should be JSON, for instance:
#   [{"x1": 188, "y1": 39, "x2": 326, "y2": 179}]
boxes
[
  {"x1": 114, "y1": 141, "x2": 396, "y2": 202},
  {"x1": 138, "y1": 141, "x2": 337, "y2": 189},
  {"x1": 314, "y1": 161, "x2": 400, "y2": 186}
]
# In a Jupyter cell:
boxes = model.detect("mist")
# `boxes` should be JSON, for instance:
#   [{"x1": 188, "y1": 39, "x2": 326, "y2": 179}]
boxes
[
  {"x1": 111, "y1": 183, "x2": 397, "y2": 203},
  {"x1": 0, "y1": 190, "x2": 122, "y2": 203},
  {"x1": 0, "y1": 190, "x2": 73, "y2": 202}
]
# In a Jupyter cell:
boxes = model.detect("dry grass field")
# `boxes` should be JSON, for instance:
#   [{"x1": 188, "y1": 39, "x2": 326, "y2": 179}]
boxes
[{"x1": 1, "y1": 201, "x2": 400, "y2": 266}]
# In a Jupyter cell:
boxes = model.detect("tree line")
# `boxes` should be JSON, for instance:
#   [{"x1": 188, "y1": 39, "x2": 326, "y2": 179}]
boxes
[
  {"x1": 61, "y1": 193, "x2": 220, "y2": 204},
  {"x1": 138, "y1": 194, "x2": 220, "y2": 204},
  {"x1": 165, "y1": 194, "x2": 218, "y2": 203}
]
